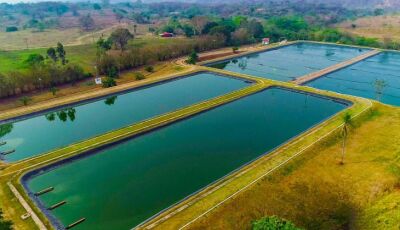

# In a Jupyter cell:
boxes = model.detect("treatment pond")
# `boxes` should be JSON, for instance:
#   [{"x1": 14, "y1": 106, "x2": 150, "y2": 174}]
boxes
[
  {"x1": 306, "y1": 51, "x2": 400, "y2": 106},
  {"x1": 25, "y1": 87, "x2": 349, "y2": 229},
  {"x1": 208, "y1": 42, "x2": 369, "y2": 81},
  {"x1": 0, "y1": 72, "x2": 249, "y2": 162}
]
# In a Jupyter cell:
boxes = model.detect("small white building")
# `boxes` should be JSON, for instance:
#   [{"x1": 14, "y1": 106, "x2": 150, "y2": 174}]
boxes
[{"x1": 262, "y1": 38, "x2": 270, "y2": 45}]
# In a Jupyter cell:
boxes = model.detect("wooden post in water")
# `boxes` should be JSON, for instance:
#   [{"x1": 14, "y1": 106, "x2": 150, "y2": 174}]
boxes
[
  {"x1": 0, "y1": 149, "x2": 15, "y2": 155},
  {"x1": 66, "y1": 218, "x2": 86, "y2": 229},
  {"x1": 47, "y1": 201, "x2": 66, "y2": 210},
  {"x1": 34, "y1": 187, "x2": 54, "y2": 196}
]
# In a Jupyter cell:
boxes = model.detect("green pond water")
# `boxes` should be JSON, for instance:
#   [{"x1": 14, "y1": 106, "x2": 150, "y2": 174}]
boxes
[
  {"x1": 0, "y1": 72, "x2": 249, "y2": 162},
  {"x1": 208, "y1": 42, "x2": 369, "y2": 81},
  {"x1": 26, "y1": 87, "x2": 348, "y2": 230},
  {"x1": 307, "y1": 51, "x2": 400, "y2": 106}
]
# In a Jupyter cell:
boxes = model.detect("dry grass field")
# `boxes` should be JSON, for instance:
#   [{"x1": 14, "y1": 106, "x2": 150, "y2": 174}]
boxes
[
  {"x1": 337, "y1": 14, "x2": 400, "y2": 42},
  {"x1": 0, "y1": 23, "x2": 151, "y2": 51},
  {"x1": 188, "y1": 103, "x2": 400, "y2": 230}
]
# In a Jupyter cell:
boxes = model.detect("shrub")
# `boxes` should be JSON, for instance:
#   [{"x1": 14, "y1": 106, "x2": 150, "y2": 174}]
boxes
[
  {"x1": 145, "y1": 66, "x2": 154, "y2": 73},
  {"x1": 5, "y1": 26, "x2": 18, "y2": 32},
  {"x1": 19, "y1": 96, "x2": 32, "y2": 106},
  {"x1": 134, "y1": 72, "x2": 145, "y2": 80},
  {"x1": 232, "y1": 46, "x2": 239, "y2": 53},
  {"x1": 252, "y1": 216, "x2": 302, "y2": 230}
]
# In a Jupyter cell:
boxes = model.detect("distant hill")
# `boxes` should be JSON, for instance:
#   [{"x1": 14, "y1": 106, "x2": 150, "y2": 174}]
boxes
[{"x1": 2, "y1": 0, "x2": 400, "y2": 9}]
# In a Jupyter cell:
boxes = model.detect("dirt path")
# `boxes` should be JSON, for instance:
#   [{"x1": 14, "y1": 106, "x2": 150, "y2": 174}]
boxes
[
  {"x1": 7, "y1": 182, "x2": 47, "y2": 230},
  {"x1": 292, "y1": 49, "x2": 381, "y2": 85}
]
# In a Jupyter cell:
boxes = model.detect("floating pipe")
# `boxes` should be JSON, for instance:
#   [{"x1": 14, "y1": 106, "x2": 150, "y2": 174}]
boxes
[
  {"x1": 0, "y1": 141, "x2": 6, "y2": 146},
  {"x1": 66, "y1": 218, "x2": 86, "y2": 229},
  {"x1": 47, "y1": 201, "x2": 66, "y2": 210},
  {"x1": 0, "y1": 149, "x2": 15, "y2": 155},
  {"x1": 34, "y1": 187, "x2": 54, "y2": 196}
]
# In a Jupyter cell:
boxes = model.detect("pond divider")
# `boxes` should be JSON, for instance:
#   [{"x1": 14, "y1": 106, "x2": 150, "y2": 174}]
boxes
[
  {"x1": 292, "y1": 49, "x2": 381, "y2": 85},
  {"x1": 47, "y1": 200, "x2": 66, "y2": 210},
  {"x1": 34, "y1": 187, "x2": 54, "y2": 196},
  {"x1": 65, "y1": 218, "x2": 86, "y2": 229}
]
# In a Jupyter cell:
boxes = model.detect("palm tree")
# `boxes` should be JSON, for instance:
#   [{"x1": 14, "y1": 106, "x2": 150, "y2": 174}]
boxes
[
  {"x1": 374, "y1": 79, "x2": 387, "y2": 102},
  {"x1": 340, "y1": 113, "x2": 352, "y2": 164}
]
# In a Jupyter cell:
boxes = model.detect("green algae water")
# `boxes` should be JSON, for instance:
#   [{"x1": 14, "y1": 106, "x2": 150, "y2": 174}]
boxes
[
  {"x1": 26, "y1": 87, "x2": 348, "y2": 230},
  {"x1": 208, "y1": 42, "x2": 369, "y2": 81},
  {"x1": 306, "y1": 51, "x2": 400, "y2": 106},
  {"x1": 0, "y1": 72, "x2": 249, "y2": 162}
]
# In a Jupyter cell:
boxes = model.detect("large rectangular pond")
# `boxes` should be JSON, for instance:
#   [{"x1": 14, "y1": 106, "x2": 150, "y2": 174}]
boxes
[
  {"x1": 207, "y1": 42, "x2": 369, "y2": 81},
  {"x1": 0, "y1": 72, "x2": 249, "y2": 162},
  {"x1": 24, "y1": 87, "x2": 349, "y2": 230},
  {"x1": 306, "y1": 51, "x2": 400, "y2": 106}
]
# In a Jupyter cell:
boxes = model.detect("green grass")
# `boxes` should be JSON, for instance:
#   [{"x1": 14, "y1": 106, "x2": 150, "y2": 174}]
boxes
[
  {"x1": 0, "y1": 44, "x2": 97, "y2": 73},
  {"x1": 0, "y1": 37, "x2": 193, "y2": 74}
]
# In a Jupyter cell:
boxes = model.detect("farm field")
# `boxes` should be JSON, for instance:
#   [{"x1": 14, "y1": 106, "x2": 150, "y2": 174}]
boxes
[
  {"x1": 0, "y1": 23, "x2": 151, "y2": 51},
  {"x1": 337, "y1": 15, "x2": 400, "y2": 42},
  {"x1": 0, "y1": 36, "x2": 191, "y2": 73}
]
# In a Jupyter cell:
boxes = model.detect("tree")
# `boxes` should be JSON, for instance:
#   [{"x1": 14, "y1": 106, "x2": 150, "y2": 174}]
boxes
[
  {"x1": 191, "y1": 16, "x2": 209, "y2": 35},
  {"x1": 0, "y1": 209, "x2": 12, "y2": 230},
  {"x1": 5, "y1": 26, "x2": 18, "y2": 32},
  {"x1": 252, "y1": 216, "x2": 302, "y2": 230},
  {"x1": 133, "y1": 24, "x2": 138, "y2": 34},
  {"x1": 182, "y1": 24, "x2": 195, "y2": 37},
  {"x1": 47, "y1": 47, "x2": 58, "y2": 62},
  {"x1": 96, "y1": 36, "x2": 112, "y2": 51},
  {"x1": 102, "y1": 77, "x2": 117, "y2": 88},
  {"x1": 104, "y1": 96, "x2": 117, "y2": 105},
  {"x1": 232, "y1": 28, "x2": 254, "y2": 45},
  {"x1": 56, "y1": 42, "x2": 67, "y2": 65},
  {"x1": 49, "y1": 86, "x2": 59, "y2": 96},
  {"x1": 374, "y1": 79, "x2": 387, "y2": 102},
  {"x1": 0, "y1": 124, "x2": 13, "y2": 139},
  {"x1": 93, "y1": 3, "x2": 102, "y2": 10},
  {"x1": 186, "y1": 50, "x2": 199, "y2": 64},
  {"x1": 109, "y1": 28, "x2": 134, "y2": 51},
  {"x1": 340, "y1": 113, "x2": 352, "y2": 165},
  {"x1": 19, "y1": 96, "x2": 32, "y2": 106},
  {"x1": 79, "y1": 14, "x2": 95, "y2": 31},
  {"x1": 116, "y1": 13, "x2": 124, "y2": 23}
]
